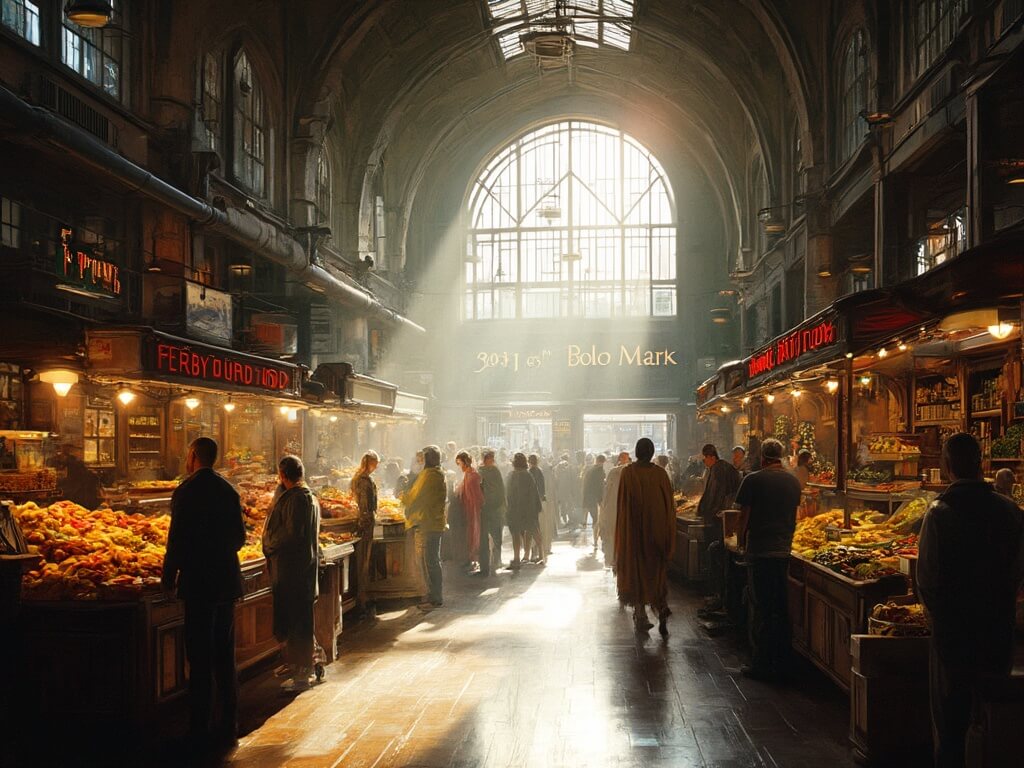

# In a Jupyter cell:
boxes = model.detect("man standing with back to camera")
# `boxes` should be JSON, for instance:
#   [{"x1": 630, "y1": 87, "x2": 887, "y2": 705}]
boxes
[
  {"x1": 918, "y1": 433, "x2": 1024, "y2": 767},
  {"x1": 162, "y1": 437, "x2": 246, "y2": 751}
]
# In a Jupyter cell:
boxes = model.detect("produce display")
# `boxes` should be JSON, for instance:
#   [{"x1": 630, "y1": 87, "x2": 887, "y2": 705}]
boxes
[
  {"x1": 867, "y1": 435, "x2": 920, "y2": 456},
  {"x1": 674, "y1": 491, "x2": 697, "y2": 517},
  {"x1": 810, "y1": 537, "x2": 916, "y2": 580},
  {"x1": 14, "y1": 501, "x2": 169, "y2": 599},
  {"x1": 377, "y1": 496, "x2": 405, "y2": 523},
  {"x1": 0, "y1": 468, "x2": 57, "y2": 493},
  {"x1": 869, "y1": 601, "x2": 930, "y2": 637},
  {"x1": 848, "y1": 465, "x2": 893, "y2": 485},
  {"x1": 127, "y1": 479, "x2": 179, "y2": 492},
  {"x1": 318, "y1": 485, "x2": 360, "y2": 522},
  {"x1": 319, "y1": 530, "x2": 355, "y2": 546}
]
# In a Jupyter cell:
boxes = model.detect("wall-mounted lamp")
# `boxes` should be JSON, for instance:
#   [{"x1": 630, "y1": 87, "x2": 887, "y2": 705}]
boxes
[
  {"x1": 877, "y1": 347, "x2": 888, "y2": 359},
  {"x1": 988, "y1": 322, "x2": 1015, "y2": 340},
  {"x1": 791, "y1": 388, "x2": 802, "y2": 398},
  {"x1": 329, "y1": 415, "x2": 339, "y2": 423},
  {"x1": 825, "y1": 379, "x2": 839, "y2": 394},
  {"x1": 720, "y1": 405, "x2": 731, "y2": 414},
  {"x1": 859, "y1": 375, "x2": 872, "y2": 387},
  {"x1": 741, "y1": 396, "x2": 751, "y2": 405},
  {"x1": 223, "y1": 399, "x2": 236, "y2": 413},
  {"x1": 39, "y1": 369, "x2": 79, "y2": 397},
  {"x1": 185, "y1": 397, "x2": 200, "y2": 411},
  {"x1": 116, "y1": 386, "x2": 136, "y2": 406},
  {"x1": 765, "y1": 393, "x2": 776, "y2": 404}
]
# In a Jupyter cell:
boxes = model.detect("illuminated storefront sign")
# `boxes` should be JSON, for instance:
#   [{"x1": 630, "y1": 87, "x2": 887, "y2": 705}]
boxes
[
  {"x1": 59, "y1": 227, "x2": 121, "y2": 297},
  {"x1": 747, "y1": 317, "x2": 839, "y2": 380},
  {"x1": 146, "y1": 336, "x2": 295, "y2": 393}
]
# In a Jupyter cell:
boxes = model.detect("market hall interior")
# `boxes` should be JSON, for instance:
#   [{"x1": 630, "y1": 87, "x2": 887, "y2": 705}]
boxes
[{"x1": 2, "y1": 1, "x2": 1024, "y2": 767}]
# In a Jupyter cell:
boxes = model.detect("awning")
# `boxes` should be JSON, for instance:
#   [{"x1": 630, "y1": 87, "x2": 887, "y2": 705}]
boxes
[
  {"x1": 311, "y1": 363, "x2": 398, "y2": 415},
  {"x1": 85, "y1": 328, "x2": 303, "y2": 398},
  {"x1": 393, "y1": 391, "x2": 428, "y2": 419}
]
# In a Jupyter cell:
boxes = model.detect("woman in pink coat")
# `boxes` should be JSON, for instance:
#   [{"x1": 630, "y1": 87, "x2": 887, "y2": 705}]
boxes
[{"x1": 456, "y1": 451, "x2": 484, "y2": 572}]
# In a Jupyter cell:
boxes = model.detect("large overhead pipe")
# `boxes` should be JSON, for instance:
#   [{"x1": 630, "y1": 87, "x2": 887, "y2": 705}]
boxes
[{"x1": 0, "y1": 85, "x2": 425, "y2": 334}]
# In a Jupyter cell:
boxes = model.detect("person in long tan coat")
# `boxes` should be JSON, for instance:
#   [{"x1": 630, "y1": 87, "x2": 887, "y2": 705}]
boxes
[{"x1": 615, "y1": 437, "x2": 676, "y2": 635}]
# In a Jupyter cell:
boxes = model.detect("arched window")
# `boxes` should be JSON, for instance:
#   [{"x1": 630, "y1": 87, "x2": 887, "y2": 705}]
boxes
[
  {"x1": 233, "y1": 50, "x2": 266, "y2": 196},
  {"x1": 838, "y1": 30, "x2": 868, "y2": 165},
  {"x1": 465, "y1": 120, "x2": 676, "y2": 320},
  {"x1": 200, "y1": 51, "x2": 223, "y2": 151},
  {"x1": 913, "y1": 0, "x2": 965, "y2": 79},
  {"x1": 315, "y1": 147, "x2": 331, "y2": 225},
  {"x1": 62, "y1": 0, "x2": 128, "y2": 101}
]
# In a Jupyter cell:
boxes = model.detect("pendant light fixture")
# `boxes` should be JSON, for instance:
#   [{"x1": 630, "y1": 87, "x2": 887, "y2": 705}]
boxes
[
  {"x1": 39, "y1": 369, "x2": 79, "y2": 397},
  {"x1": 184, "y1": 397, "x2": 200, "y2": 411},
  {"x1": 116, "y1": 385, "x2": 136, "y2": 406},
  {"x1": 64, "y1": 0, "x2": 113, "y2": 28},
  {"x1": 223, "y1": 398, "x2": 236, "y2": 413}
]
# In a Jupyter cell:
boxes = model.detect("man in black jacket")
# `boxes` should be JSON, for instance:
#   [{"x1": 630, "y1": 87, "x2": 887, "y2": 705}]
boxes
[
  {"x1": 918, "y1": 433, "x2": 1024, "y2": 768},
  {"x1": 162, "y1": 437, "x2": 246, "y2": 749}
]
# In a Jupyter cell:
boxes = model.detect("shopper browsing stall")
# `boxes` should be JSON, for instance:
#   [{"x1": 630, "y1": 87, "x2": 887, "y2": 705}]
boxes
[
  {"x1": 402, "y1": 446, "x2": 447, "y2": 607},
  {"x1": 350, "y1": 451, "x2": 380, "y2": 616},
  {"x1": 263, "y1": 455, "x2": 322, "y2": 692}
]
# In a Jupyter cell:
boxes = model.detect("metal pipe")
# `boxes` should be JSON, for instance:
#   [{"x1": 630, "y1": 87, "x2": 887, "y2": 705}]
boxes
[{"x1": 0, "y1": 85, "x2": 425, "y2": 334}]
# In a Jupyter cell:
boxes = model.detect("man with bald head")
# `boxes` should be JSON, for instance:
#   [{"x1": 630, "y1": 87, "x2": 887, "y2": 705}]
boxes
[{"x1": 615, "y1": 438, "x2": 676, "y2": 635}]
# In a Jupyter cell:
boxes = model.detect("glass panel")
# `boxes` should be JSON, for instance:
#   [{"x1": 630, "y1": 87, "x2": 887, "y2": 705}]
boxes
[{"x1": 486, "y1": 0, "x2": 634, "y2": 59}]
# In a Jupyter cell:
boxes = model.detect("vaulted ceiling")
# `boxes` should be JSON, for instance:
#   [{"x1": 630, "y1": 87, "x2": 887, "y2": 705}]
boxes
[{"x1": 287, "y1": 0, "x2": 824, "y2": 271}]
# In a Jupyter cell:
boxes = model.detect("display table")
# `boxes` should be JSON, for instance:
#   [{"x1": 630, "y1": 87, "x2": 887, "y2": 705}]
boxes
[
  {"x1": 366, "y1": 526, "x2": 427, "y2": 601},
  {"x1": 787, "y1": 555, "x2": 909, "y2": 691},
  {"x1": 316, "y1": 540, "x2": 355, "y2": 662}
]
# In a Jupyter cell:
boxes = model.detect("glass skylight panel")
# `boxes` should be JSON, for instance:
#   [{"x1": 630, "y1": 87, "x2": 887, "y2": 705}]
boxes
[{"x1": 485, "y1": 0, "x2": 635, "y2": 60}]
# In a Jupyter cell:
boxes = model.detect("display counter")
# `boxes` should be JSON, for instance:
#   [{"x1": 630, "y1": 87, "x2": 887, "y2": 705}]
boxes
[
  {"x1": 787, "y1": 555, "x2": 908, "y2": 691},
  {"x1": 366, "y1": 525, "x2": 427, "y2": 601},
  {"x1": 671, "y1": 515, "x2": 705, "y2": 582}
]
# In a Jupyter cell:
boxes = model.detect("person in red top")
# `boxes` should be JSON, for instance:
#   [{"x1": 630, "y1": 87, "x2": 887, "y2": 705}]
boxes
[{"x1": 456, "y1": 451, "x2": 484, "y2": 573}]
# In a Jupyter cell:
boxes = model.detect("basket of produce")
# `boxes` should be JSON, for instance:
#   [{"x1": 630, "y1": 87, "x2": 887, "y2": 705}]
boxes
[{"x1": 869, "y1": 601, "x2": 930, "y2": 637}]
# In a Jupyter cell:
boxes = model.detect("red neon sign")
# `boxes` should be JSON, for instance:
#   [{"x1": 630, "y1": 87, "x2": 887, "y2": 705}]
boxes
[
  {"x1": 747, "y1": 318, "x2": 838, "y2": 379},
  {"x1": 151, "y1": 341, "x2": 293, "y2": 392},
  {"x1": 60, "y1": 227, "x2": 121, "y2": 296}
]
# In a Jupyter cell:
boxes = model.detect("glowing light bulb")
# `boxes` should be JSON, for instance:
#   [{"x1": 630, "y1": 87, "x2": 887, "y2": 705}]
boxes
[
  {"x1": 720, "y1": 405, "x2": 731, "y2": 414},
  {"x1": 287, "y1": 407, "x2": 299, "y2": 422},
  {"x1": 825, "y1": 380, "x2": 839, "y2": 394},
  {"x1": 898, "y1": 342, "x2": 908, "y2": 352},
  {"x1": 279, "y1": 405, "x2": 290, "y2": 416},
  {"x1": 860, "y1": 375, "x2": 872, "y2": 387},
  {"x1": 117, "y1": 387, "x2": 135, "y2": 406},
  {"x1": 791, "y1": 388, "x2": 802, "y2": 398},
  {"x1": 741, "y1": 396, "x2": 751, "y2": 405},
  {"x1": 185, "y1": 397, "x2": 200, "y2": 411},
  {"x1": 329, "y1": 415, "x2": 338, "y2": 423},
  {"x1": 39, "y1": 369, "x2": 79, "y2": 397},
  {"x1": 223, "y1": 401, "x2": 236, "y2": 413},
  {"x1": 878, "y1": 347, "x2": 888, "y2": 358},
  {"x1": 765, "y1": 394, "x2": 776, "y2": 404},
  {"x1": 988, "y1": 322, "x2": 1014, "y2": 340}
]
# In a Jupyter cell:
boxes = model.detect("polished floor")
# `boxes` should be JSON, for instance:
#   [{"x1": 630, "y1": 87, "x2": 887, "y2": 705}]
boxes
[{"x1": 222, "y1": 538, "x2": 857, "y2": 768}]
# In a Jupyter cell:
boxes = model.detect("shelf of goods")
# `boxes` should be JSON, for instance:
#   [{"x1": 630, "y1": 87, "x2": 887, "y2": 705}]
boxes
[
  {"x1": 9, "y1": 492, "x2": 355, "y2": 732},
  {"x1": 787, "y1": 497, "x2": 930, "y2": 691},
  {"x1": 671, "y1": 493, "x2": 702, "y2": 582}
]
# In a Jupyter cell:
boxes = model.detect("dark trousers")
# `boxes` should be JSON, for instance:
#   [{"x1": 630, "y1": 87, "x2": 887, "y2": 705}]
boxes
[
  {"x1": 479, "y1": 512, "x2": 504, "y2": 575},
  {"x1": 184, "y1": 600, "x2": 238, "y2": 739},
  {"x1": 705, "y1": 521, "x2": 725, "y2": 598},
  {"x1": 747, "y1": 557, "x2": 790, "y2": 673},
  {"x1": 423, "y1": 530, "x2": 443, "y2": 604}
]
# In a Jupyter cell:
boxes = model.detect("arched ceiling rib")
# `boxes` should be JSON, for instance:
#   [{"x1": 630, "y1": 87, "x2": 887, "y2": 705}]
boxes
[{"x1": 290, "y1": 0, "x2": 818, "y2": 266}]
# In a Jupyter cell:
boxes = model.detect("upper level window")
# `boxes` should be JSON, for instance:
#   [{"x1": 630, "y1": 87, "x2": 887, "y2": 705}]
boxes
[
  {"x1": 62, "y1": 0, "x2": 127, "y2": 101},
  {"x1": 465, "y1": 120, "x2": 677, "y2": 320},
  {"x1": 232, "y1": 51, "x2": 265, "y2": 196},
  {"x1": 2, "y1": 0, "x2": 40, "y2": 45},
  {"x1": 838, "y1": 30, "x2": 868, "y2": 165},
  {"x1": 1, "y1": 198, "x2": 22, "y2": 249},
  {"x1": 915, "y1": 208, "x2": 966, "y2": 275},
  {"x1": 912, "y1": 0, "x2": 965, "y2": 79},
  {"x1": 200, "y1": 52, "x2": 222, "y2": 151},
  {"x1": 486, "y1": 0, "x2": 635, "y2": 59},
  {"x1": 315, "y1": 147, "x2": 331, "y2": 224}
]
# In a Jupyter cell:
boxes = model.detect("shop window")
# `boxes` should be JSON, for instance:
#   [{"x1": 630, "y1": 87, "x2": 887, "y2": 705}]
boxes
[
  {"x1": 200, "y1": 51, "x2": 222, "y2": 151},
  {"x1": 62, "y1": 0, "x2": 128, "y2": 102},
  {"x1": 466, "y1": 120, "x2": 677, "y2": 320},
  {"x1": 83, "y1": 399, "x2": 116, "y2": 466},
  {"x1": 0, "y1": 363, "x2": 22, "y2": 429},
  {"x1": 1, "y1": 0, "x2": 40, "y2": 45},
  {"x1": 911, "y1": 0, "x2": 965, "y2": 80},
  {"x1": 232, "y1": 50, "x2": 266, "y2": 196},
  {"x1": 315, "y1": 146, "x2": 331, "y2": 225},
  {"x1": 1, "y1": 197, "x2": 21, "y2": 249},
  {"x1": 914, "y1": 208, "x2": 966, "y2": 275},
  {"x1": 838, "y1": 30, "x2": 868, "y2": 165}
]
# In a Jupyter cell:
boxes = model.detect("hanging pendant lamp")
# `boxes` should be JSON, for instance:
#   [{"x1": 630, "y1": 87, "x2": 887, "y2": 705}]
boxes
[{"x1": 65, "y1": 1, "x2": 113, "y2": 28}]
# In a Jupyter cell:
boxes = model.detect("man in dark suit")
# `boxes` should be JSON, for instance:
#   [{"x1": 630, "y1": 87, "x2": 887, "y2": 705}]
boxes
[{"x1": 162, "y1": 437, "x2": 246, "y2": 749}]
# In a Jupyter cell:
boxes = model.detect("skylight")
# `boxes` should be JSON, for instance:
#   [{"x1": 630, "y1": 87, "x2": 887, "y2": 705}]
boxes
[{"x1": 486, "y1": 0, "x2": 636, "y2": 60}]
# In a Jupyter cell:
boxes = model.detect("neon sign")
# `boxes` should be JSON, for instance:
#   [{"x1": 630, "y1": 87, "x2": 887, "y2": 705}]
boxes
[
  {"x1": 747, "y1": 318, "x2": 839, "y2": 380},
  {"x1": 59, "y1": 227, "x2": 121, "y2": 297},
  {"x1": 148, "y1": 339, "x2": 295, "y2": 393}
]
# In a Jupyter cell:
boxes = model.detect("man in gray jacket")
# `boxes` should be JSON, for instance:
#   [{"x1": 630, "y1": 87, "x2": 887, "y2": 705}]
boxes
[{"x1": 263, "y1": 454, "x2": 322, "y2": 692}]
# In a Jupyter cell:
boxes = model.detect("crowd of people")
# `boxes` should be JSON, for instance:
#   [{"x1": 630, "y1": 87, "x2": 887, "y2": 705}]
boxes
[{"x1": 159, "y1": 431, "x2": 1023, "y2": 768}]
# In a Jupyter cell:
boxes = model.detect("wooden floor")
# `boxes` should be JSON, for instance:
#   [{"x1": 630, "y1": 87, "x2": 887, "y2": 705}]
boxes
[{"x1": 220, "y1": 537, "x2": 857, "y2": 768}]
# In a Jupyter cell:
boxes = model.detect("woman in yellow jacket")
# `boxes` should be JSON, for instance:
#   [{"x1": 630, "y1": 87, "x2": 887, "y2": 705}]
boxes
[{"x1": 402, "y1": 445, "x2": 448, "y2": 608}]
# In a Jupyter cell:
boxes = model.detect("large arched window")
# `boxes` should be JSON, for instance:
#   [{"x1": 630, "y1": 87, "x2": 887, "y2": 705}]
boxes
[
  {"x1": 233, "y1": 50, "x2": 266, "y2": 196},
  {"x1": 838, "y1": 30, "x2": 868, "y2": 165},
  {"x1": 465, "y1": 121, "x2": 676, "y2": 320}
]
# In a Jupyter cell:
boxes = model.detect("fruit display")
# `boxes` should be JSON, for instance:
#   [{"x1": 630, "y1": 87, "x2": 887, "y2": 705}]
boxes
[
  {"x1": 0, "y1": 468, "x2": 57, "y2": 493},
  {"x1": 674, "y1": 492, "x2": 697, "y2": 517},
  {"x1": 869, "y1": 601, "x2": 930, "y2": 637},
  {"x1": 811, "y1": 546, "x2": 900, "y2": 581},
  {"x1": 128, "y1": 479, "x2": 179, "y2": 492},
  {"x1": 319, "y1": 530, "x2": 355, "y2": 546},
  {"x1": 14, "y1": 500, "x2": 169, "y2": 599},
  {"x1": 377, "y1": 496, "x2": 405, "y2": 523},
  {"x1": 792, "y1": 509, "x2": 845, "y2": 554},
  {"x1": 867, "y1": 435, "x2": 921, "y2": 456},
  {"x1": 317, "y1": 485, "x2": 360, "y2": 522},
  {"x1": 329, "y1": 465, "x2": 360, "y2": 480},
  {"x1": 848, "y1": 465, "x2": 894, "y2": 485}
]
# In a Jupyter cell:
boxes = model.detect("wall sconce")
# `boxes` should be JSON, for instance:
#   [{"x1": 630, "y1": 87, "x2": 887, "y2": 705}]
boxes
[
  {"x1": 329, "y1": 415, "x2": 339, "y2": 423},
  {"x1": 720, "y1": 405, "x2": 731, "y2": 414},
  {"x1": 877, "y1": 347, "x2": 888, "y2": 358},
  {"x1": 223, "y1": 399, "x2": 236, "y2": 413},
  {"x1": 825, "y1": 379, "x2": 839, "y2": 394},
  {"x1": 741, "y1": 396, "x2": 751, "y2": 405},
  {"x1": 185, "y1": 397, "x2": 200, "y2": 411},
  {"x1": 791, "y1": 388, "x2": 802, "y2": 398},
  {"x1": 39, "y1": 369, "x2": 79, "y2": 397},
  {"x1": 116, "y1": 386, "x2": 136, "y2": 406},
  {"x1": 765, "y1": 393, "x2": 776, "y2": 404},
  {"x1": 279, "y1": 405, "x2": 290, "y2": 416},
  {"x1": 859, "y1": 375, "x2": 872, "y2": 387}
]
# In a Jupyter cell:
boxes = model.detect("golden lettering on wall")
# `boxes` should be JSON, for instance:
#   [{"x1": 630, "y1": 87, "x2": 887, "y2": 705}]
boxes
[{"x1": 473, "y1": 344, "x2": 678, "y2": 374}]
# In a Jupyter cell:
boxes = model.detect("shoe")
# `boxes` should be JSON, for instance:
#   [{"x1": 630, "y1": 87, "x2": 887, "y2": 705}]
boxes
[
  {"x1": 740, "y1": 665, "x2": 775, "y2": 682},
  {"x1": 506, "y1": 560, "x2": 521, "y2": 571},
  {"x1": 273, "y1": 663, "x2": 294, "y2": 678},
  {"x1": 658, "y1": 608, "x2": 671, "y2": 636},
  {"x1": 281, "y1": 676, "x2": 312, "y2": 693},
  {"x1": 633, "y1": 610, "x2": 653, "y2": 632},
  {"x1": 536, "y1": 559, "x2": 545, "y2": 567}
]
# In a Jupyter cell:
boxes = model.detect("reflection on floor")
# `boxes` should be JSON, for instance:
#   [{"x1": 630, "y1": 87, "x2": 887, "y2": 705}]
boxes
[{"x1": 225, "y1": 539, "x2": 857, "y2": 768}]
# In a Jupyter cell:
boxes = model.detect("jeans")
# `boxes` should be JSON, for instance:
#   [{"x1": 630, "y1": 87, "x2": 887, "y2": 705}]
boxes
[
  {"x1": 423, "y1": 530, "x2": 443, "y2": 604},
  {"x1": 478, "y1": 511, "x2": 504, "y2": 575},
  {"x1": 746, "y1": 557, "x2": 790, "y2": 674},
  {"x1": 184, "y1": 600, "x2": 238, "y2": 739}
]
